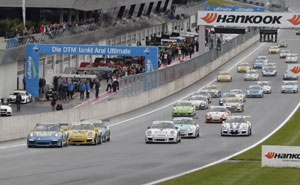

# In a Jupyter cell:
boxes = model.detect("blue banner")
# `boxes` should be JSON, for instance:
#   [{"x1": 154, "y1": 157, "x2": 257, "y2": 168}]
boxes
[
  {"x1": 26, "y1": 44, "x2": 158, "y2": 97},
  {"x1": 204, "y1": 6, "x2": 265, "y2": 12}
]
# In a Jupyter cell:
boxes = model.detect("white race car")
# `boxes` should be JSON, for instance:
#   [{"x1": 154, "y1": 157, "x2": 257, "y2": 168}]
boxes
[
  {"x1": 221, "y1": 116, "x2": 252, "y2": 136},
  {"x1": 145, "y1": 121, "x2": 181, "y2": 143},
  {"x1": 285, "y1": 54, "x2": 298, "y2": 63},
  {"x1": 244, "y1": 70, "x2": 259, "y2": 81},
  {"x1": 205, "y1": 106, "x2": 231, "y2": 123},
  {"x1": 262, "y1": 67, "x2": 277, "y2": 77},
  {"x1": 230, "y1": 89, "x2": 246, "y2": 102},
  {"x1": 256, "y1": 81, "x2": 271, "y2": 94},
  {"x1": 279, "y1": 50, "x2": 290, "y2": 59},
  {"x1": 9, "y1": 90, "x2": 32, "y2": 104},
  {"x1": 188, "y1": 95, "x2": 208, "y2": 110},
  {"x1": 281, "y1": 81, "x2": 298, "y2": 93},
  {"x1": 173, "y1": 117, "x2": 200, "y2": 138},
  {"x1": 0, "y1": 104, "x2": 12, "y2": 116}
]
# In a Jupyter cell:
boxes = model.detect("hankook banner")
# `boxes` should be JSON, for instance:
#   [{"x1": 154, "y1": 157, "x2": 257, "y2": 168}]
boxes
[
  {"x1": 198, "y1": 11, "x2": 300, "y2": 28},
  {"x1": 262, "y1": 145, "x2": 300, "y2": 168},
  {"x1": 287, "y1": 64, "x2": 300, "y2": 77}
]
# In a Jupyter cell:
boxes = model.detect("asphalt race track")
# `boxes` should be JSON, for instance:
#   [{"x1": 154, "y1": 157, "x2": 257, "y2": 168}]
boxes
[{"x1": 0, "y1": 29, "x2": 300, "y2": 185}]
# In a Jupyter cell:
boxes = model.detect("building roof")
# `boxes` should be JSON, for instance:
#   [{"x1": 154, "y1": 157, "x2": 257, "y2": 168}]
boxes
[{"x1": 0, "y1": 0, "x2": 164, "y2": 11}]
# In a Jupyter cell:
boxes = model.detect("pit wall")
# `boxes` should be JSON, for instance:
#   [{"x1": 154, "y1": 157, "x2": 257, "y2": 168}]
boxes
[{"x1": 0, "y1": 34, "x2": 259, "y2": 142}]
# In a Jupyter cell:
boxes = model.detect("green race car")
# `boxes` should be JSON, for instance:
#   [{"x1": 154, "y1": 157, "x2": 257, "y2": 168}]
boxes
[{"x1": 172, "y1": 101, "x2": 195, "y2": 117}]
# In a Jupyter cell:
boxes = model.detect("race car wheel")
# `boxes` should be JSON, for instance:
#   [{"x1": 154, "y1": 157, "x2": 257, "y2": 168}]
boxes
[
  {"x1": 93, "y1": 136, "x2": 98, "y2": 145},
  {"x1": 107, "y1": 135, "x2": 110, "y2": 142},
  {"x1": 99, "y1": 136, "x2": 102, "y2": 144},
  {"x1": 249, "y1": 129, "x2": 252, "y2": 136},
  {"x1": 58, "y1": 140, "x2": 63, "y2": 148}
]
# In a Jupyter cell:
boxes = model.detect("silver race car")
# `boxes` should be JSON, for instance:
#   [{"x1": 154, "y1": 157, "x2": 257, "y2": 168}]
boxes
[
  {"x1": 262, "y1": 67, "x2": 277, "y2": 77},
  {"x1": 244, "y1": 70, "x2": 259, "y2": 81},
  {"x1": 230, "y1": 89, "x2": 246, "y2": 102},
  {"x1": 281, "y1": 81, "x2": 298, "y2": 93},
  {"x1": 221, "y1": 116, "x2": 252, "y2": 136},
  {"x1": 188, "y1": 95, "x2": 208, "y2": 110},
  {"x1": 173, "y1": 117, "x2": 200, "y2": 138},
  {"x1": 285, "y1": 54, "x2": 298, "y2": 63},
  {"x1": 145, "y1": 121, "x2": 181, "y2": 143},
  {"x1": 256, "y1": 81, "x2": 272, "y2": 94}
]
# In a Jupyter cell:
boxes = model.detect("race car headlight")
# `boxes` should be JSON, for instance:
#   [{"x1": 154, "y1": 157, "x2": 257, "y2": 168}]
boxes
[
  {"x1": 242, "y1": 124, "x2": 248, "y2": 128},
  {"x1": 190, "y1": 125, "x2": 196, "y2": 130},
  {"x1": 147, "y1": 131, "x2": 152, "y2": 136},
  {"x1": 88, "y1": 132, "x2": 93, "y2": 137},
  {"x1": 170, "y1": 131, "x2": 176, "y2": 136},
  {"x1": 30, "y1": 133, "x2": 34, "y2": 137},
  {"x1": 188, "y1": 108, "x2": 193, "y2": 113},
  {"x1": 173, "y1": 107, "x2": 177, "y2": 113}
]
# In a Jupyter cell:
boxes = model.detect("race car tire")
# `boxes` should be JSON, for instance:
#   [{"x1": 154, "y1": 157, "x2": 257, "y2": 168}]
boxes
[
  {"x1": 58, "y1": 140, "x2": 63, "y2": 148},
  {"x1": 27, "y1": 145, "x2": 32, "y2": 148},
  {"x1": 98, "y1": 136, "x2": 102, "y2": 145},
  {"x1": 249, "y1": 128, "x2": 252, "y2": 136},
  {"x1": 230, "y1": 78, "x2": 232, "y2": 82},
  {"x1": 93, "y1": 136, "x2": 98, "y2": 145},
  {"x1": 107, "y1": 135, "x2": 110, "y2": 142}
]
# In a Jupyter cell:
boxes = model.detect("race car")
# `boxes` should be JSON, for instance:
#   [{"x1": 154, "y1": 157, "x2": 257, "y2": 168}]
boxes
[
  {"x1": 221, "y1": 116, "x2": 252, "y2": 136},
  {"x1": 237, "y1": 62, "x2": 251, "y2": 73},
  {"x1": 281, "y1": 81, "x2": 298, "y2": 93},
  {"x1": 145, "y1": 121, "x2": 181, "y2": 143},
  {"x1": 9, "y1": 90, "x2": 32, "y2": 104},
  {"x1": 193, "y1": 90, "x2": 211, "y2": 103},
  {"x1": 219, "y1": 92, "x2": 241, "y2": 105},
  {"x1": 68, "y1": 123, "x2": 102, "y2": 145},
  {"x1": 188, "y1": 95, "x2": 208, "y2": 110},
  {"x1": 253, "y1": 58, "x2": 267, "y2": 69},
  {"x1": 172, "y1": 101, "x2": 195, "y2": 117},
  {"x1": 217, "y1": 71, "x2": 232, "y2": 82},
  {"x1": 269, "y1": 45, "x2": 280, "y2": 54},
  {"x1": 256, "y1": 56, "x2": 269, "y2": 63},
  {"x1": 244, "y1": 70, "x2": 259, "y2": 81},
  {"x1": 230, "y1": 89, "x2": 246, "y2": 102},
  {"x1": 283, "y1": 70, "x2": 298, "y2": 80},
  {"x1": 81, "y1": 119, "x2": 111, "y2": 142},
  {"x1": 173, "y1": 117, "x2": 199, "y2": 138},
  {"x1": 296, "y1": 30, "x2": 300, "y2": 35},
  {"x1": 223, "y1": 98, "x2": 244, "y2": 112},
  {"x1": 262, "y1": 63, "x2": 277, "y2": 70},
  {"x1": 256, "y1": 81, "x2": 272, "y2": 94},
  {"x1": 277, "y1": 41, "x2": 288, "y2": 48},
  {"x1": 262, "y1": 67, "x2": 277, "y2": 77},
  {"x1": 205, "y1": 106, "x2": 231, "y2": 123},
  {"x1": 279, "y1": 50, "x2": 290, "y2": 59},
  {"x1": 285, "y1": 54, "x2": 298, "y2": 63},
  {"x1": 203, "y1": 84, "x2": 222, "y2": 98},
  {"x1": 27, "y1": 123, "x2": 68, "y2": 148},
  {"x1": 0, "y1": 102, "x2": 12, "y2": 116},
  {"x1": 246, "y1": 85, "x2": 264, "y2": 98}
]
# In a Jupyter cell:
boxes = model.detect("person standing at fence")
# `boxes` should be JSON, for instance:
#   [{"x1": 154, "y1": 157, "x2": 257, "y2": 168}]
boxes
[
  {"x1": 16, "y1": 93, "x2": 22, "y2": 112},
  {"x1": 51, "y1": 95, "x2": 56, "y2": 111},
  {"x1": 85, "y1": 81, "x2": 90, "y2": 98},
  {"x1": 79, "y1": 82, "x2": 86, "y2": 100},
  {"x1": 106, "y1": 77, "x2": 112, "y2": 92},
  {"x1": 68, "y1": 81, "x2": 74, "y2": 100},
  {"x1": 95, "y1": 79, "x2": 100, "y2": 98}
]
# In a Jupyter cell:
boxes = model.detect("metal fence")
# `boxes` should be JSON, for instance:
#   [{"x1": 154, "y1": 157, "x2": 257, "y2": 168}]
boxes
[{"x1": 110, "y1": 29, "x2": 258, "y2": 100}]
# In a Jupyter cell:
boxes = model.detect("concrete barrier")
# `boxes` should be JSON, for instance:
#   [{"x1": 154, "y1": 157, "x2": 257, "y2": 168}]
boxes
[{"x1": 0, "y1": 34, "x2": 259, "y2": 142}]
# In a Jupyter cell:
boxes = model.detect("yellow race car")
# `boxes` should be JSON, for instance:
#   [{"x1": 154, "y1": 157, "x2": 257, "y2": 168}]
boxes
[
  {"x1": 223, "y1": 98, "x2": 244, "y2": 112},
  {"x1": 203, "y1": 84, "x2": 222, "y2": 98},
  {"x1": 81, "y1": 119, "x2": 111, "y2": 142},
  {"x1": 217, "y1": 71, "x2": 232, "y2": 82},
  {"x1": 68, "y1": 122, "x2": 102, "y2": 145},
  {"x1": 269, "y1": 45, "x2": 280, "y2": 54},
  {"x1": 237, "y1": 62, "x2": 250, "y2": 73}
]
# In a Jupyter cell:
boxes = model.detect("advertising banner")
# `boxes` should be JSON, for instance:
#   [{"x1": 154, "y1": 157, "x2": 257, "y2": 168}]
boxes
[
  {"x1": 198, "y1": 11, "x2": 300, "y2": 28},
  {"x1": 287, "y1": 64, "x2": 300, "y2": 77},
  {"x1": 204, "y1": 6, "x2": 265, "y2": 12},
  {"x1": 26, "y1": 44, "x2": 158, "y2": 97},
  {"x1": 262, "y1": 145, "x2": 300, "y2": 168}
]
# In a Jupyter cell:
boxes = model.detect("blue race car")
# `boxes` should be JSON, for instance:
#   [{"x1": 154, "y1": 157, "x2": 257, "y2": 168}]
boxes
[
  {"x1": 27, "y1": 123, "x2": 68, "y2": 148},
  {"x1": 246, "y1": 85, "x2": 264, "y2": 98},
  {"x1": 81, "y1": 119, "x2": 111, "y2": 142}
]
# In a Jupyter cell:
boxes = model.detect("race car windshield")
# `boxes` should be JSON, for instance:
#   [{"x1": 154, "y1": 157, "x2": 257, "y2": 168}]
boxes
[
  {"x1": 247, "y1": 71, "x2": 256, "y2": 74},
  {"x1": 284, "y1": 82, "x2": 296, "y2": 85},
  {"x1": 152, "y1": 122, "x2": 175, "y2": 129},
  {"x1": 255, "y1": 59, "x2": 264, "y2": 63},
  {"x1": 239, "y1": 64, "x2": 248, "y2": 67},
  {"x1": 226, "y1": 99, "x2": 240, "y2": 103},
  {"x1": 223, "y1": 93, "x2": 235, "y2": 97},
  {"x1": 93, "y1": 123, "x2": 105, "y2": 128},
  {"x1": 189, "y1": 96, "x2": 206, "y2": 101},
  {"x1": 69, "y1": 124, "x2": 94, "y2": 130},
  {"x1": 210, "y1": 107, "x2": 226, "y2": 112},
  {"x1": 257, "y1": 56, "x2": 266, "y2": 59},
  {"x1": 281, "y1": 50, "x2": 290, "y2": 53},
  {"x1": 249, "y1": 86, "x2": 261, "y2": 90},
  {"x1": 226, "y1": 117, "x2": 246, "y2": 123},
  {"x1": 204, "y1": 86, "x2": 218, "y2": 90},
  {"x1": 230, "y1": 90, "x2": 242, "y2": 94},
  {"x1": 270, "y1": 46, "x2": 278, "y2": 49},
  {"x1": 219, "y1": 72, "x2": 229, "y2": 75},
  {"x1": 34, "y1": 125, "x2": 60, "y2": 132},
  {"x1": 258, "y1": 82, "x2": 269, "y2": 86},
  {"x1": 174, "y1": 102, "x2": 192, "y2": 106},
  {"x1": 173, "y1": 119, "x2": 193, "y2": 125}
]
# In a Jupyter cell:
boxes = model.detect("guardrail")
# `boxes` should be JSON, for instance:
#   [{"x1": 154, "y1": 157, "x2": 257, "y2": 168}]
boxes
[{"x1": 111, "y1": 28, "x2": 258, "y2": 100}]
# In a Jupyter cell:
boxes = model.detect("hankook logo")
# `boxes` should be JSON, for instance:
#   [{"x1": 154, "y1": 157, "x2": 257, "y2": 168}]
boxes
[
  {"x1": 290, "y1": 66, "x2": 300, "y2": 74},
  {"x1": 265, "y1": 152, "x2": 300, "y2": 159},
  {"x1": 288, "y1": 15, "x2": 300, "y2": 26},
  {"x1": 201, "y1": 13, "x2": 282, "y2": 24}
]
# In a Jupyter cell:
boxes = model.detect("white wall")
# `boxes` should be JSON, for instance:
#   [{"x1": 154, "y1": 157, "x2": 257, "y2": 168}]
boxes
[{"x1": 0, "y1": 62, "x2": 18, "y2": 98}]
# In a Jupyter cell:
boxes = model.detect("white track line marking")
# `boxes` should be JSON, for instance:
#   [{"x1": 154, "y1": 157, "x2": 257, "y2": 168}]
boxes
[
  {"x1": 109, "y1": 43, "x2": 266, "y2": 127},
  {"x1": 0, "y1": 42, "x2": 265, "y2": 149},
  {"x1": 143, "y1": 100, "x2": 300, "y2": 185}
]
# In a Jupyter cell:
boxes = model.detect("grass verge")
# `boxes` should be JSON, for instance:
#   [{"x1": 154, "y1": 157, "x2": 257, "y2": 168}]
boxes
[{"x1": 159, "y1": 108, "x2": 300, "y2": 185}]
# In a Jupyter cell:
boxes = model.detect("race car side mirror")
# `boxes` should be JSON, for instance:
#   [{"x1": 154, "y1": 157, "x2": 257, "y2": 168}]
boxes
[{"x1": 247, "y1": 121, "x2": 250, "y2": 124}]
